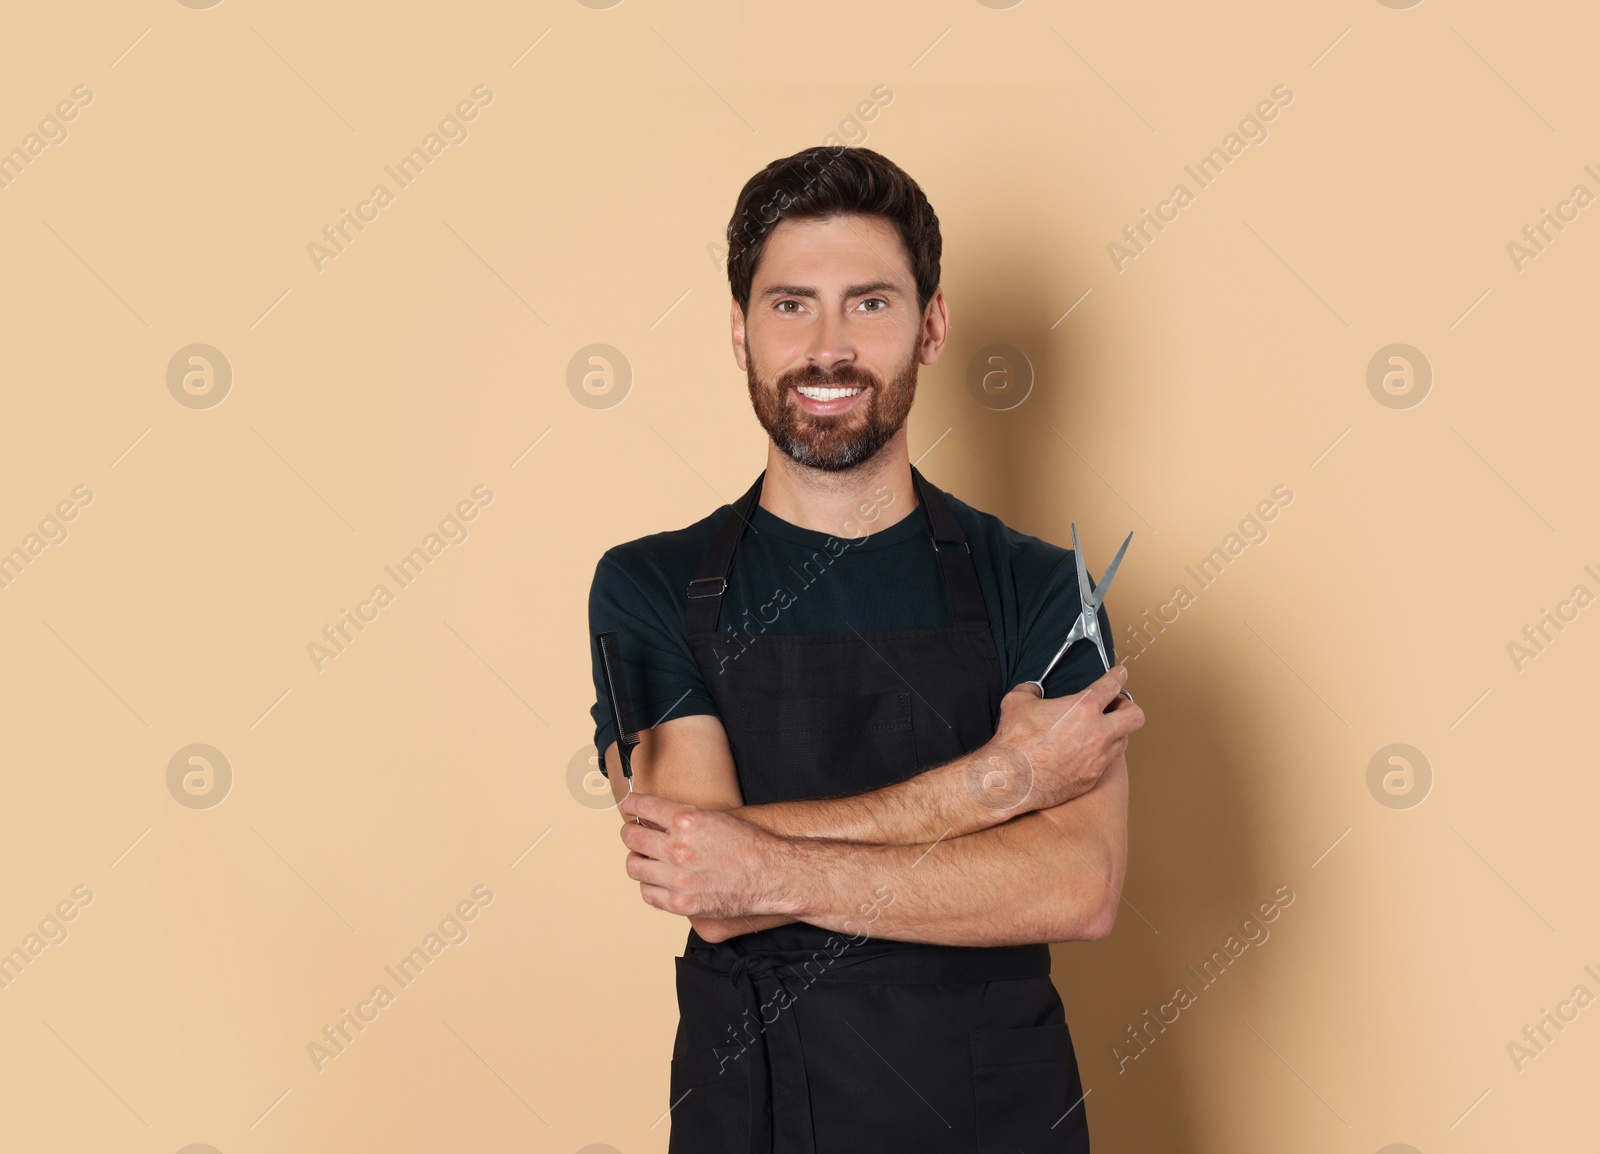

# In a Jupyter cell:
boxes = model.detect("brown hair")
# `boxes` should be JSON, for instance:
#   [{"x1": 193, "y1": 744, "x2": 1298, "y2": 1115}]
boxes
[{"x1": 725, "y1": 146, "x2": 942, "y2": 317}]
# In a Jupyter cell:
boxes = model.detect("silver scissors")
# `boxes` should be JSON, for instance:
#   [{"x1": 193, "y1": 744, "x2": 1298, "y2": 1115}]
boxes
[{"x1": 1027, "y1": 523, "x2": 1134, "y2": 701}]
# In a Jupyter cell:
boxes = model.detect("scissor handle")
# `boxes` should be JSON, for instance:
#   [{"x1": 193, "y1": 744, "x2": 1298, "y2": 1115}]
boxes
[{"x1": 1022, "y1": 681, "x2": 1134, "y2": 709}]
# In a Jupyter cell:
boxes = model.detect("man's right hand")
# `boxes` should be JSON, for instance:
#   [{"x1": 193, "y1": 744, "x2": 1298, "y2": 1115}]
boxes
[{"x1": 970, "y1": 666, "x2": 1144, "y2": 815}]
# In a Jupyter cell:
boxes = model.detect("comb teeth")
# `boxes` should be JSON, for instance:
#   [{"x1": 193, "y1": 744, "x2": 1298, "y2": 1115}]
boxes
[{"x1": 595, "y1": 631, "x2": 640, "y2": 748}]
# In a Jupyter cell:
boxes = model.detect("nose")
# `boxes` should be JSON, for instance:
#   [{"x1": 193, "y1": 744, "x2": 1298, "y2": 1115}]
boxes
[{"x1": 804, "y1": 307, "x2": 856, "y2": 379}]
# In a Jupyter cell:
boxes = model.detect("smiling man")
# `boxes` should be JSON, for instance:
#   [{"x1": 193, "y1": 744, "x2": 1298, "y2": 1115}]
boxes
[{"x1": 586, "y1": 146, "x2": 1145, "y2": 1153}]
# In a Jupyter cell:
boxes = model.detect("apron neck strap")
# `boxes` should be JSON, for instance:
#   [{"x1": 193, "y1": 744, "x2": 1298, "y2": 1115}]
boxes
[
  {"x1": 684, "y1": 465, "x2": 988, "y2": 633},
  {"x1": 685, "y1": 471, "x2": 765, "y2": 635},
  {"x1": 911, "y1": 466, "x2": 988, "y2": 629}
]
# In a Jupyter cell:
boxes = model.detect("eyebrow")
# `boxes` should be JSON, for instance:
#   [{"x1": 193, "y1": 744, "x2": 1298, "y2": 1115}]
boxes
[{"x1": 758, "y1": 281, "x2": 902, "y2": 300}]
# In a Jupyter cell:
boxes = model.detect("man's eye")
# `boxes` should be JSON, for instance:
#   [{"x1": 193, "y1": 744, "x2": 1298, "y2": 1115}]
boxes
[
  {"x1": 777, "y1": 300, "x2": 801, "y2": 313},
  {"x1": 859, "y1": 298, "x2": 887, "y2": 312}
]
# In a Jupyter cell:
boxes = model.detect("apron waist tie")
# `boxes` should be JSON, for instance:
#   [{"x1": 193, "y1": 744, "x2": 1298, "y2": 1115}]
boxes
[{"x1": 725, "y1": 950, "x2": 814, "y2": 1154}]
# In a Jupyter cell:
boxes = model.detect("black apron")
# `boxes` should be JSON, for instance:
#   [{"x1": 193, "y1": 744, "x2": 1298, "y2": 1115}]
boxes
[{"x1": 670, "y1": 466, "x2": 1091, "y2": 1154}]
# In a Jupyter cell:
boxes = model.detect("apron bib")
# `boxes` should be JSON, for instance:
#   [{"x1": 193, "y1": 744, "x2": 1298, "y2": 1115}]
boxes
[{"x1": 672, "y1": 466, "x2": 1091, "y2": 1154}]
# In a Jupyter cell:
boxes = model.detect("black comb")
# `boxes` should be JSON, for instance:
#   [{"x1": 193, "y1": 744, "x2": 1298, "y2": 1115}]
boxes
[{"x1": 595, "y1": 630, "x2": 638, "y2": 780}]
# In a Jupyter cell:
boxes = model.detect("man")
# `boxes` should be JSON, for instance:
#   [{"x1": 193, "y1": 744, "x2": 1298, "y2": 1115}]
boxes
[{"x1": 586, "y1": 146, "x2": 1145, "y2": 1153}]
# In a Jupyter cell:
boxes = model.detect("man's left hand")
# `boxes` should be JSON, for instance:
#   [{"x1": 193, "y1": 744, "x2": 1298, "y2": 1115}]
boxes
[{"x1": 619, "y1": 791, "x2": 793, "y2": 920}]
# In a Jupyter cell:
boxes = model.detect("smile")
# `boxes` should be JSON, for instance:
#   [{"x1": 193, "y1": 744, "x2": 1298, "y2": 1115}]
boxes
[{"x1": 795, "y1": 385, "x2": 863, "y2": 401}]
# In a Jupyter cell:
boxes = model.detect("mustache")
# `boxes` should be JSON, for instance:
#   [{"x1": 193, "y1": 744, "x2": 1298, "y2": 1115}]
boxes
[{"x1": 779, "y1": 365, "x2": 878, "y2": 390}]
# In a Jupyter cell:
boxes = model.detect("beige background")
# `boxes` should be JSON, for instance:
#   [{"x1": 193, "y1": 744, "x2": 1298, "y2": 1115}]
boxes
[{"x1": 1, "y1": 0, "x2": 1595, "y2": 1150}]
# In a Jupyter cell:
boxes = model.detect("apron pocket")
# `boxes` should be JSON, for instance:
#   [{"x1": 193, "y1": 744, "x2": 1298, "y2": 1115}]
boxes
[
  {"x1": 667, "y1": 1044, "x2": 751, "y2": 1154},
  {"x1": 736, "y1": 690, "x2": 917, "y2": 799},
  {"x1": 970, "y1": 1022, "x2": 1088, "y2": 1152}
]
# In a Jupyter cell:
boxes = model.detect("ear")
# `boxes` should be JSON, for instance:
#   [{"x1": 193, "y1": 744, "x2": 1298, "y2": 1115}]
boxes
[
  {"x1": 917, "y1": 286, "x2": 949, "y2": 366},
  {"x1": 730, "y1": 297, "x2": 749, "y2": 371}
]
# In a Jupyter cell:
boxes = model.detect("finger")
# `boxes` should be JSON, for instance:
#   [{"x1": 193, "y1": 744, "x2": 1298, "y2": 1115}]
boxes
[
  {"x1": 625, "y1": 850, "x2": 675, "y2": 889},
  {"x1": 1107, "y1": 702, "x2": 1146, "y2": 738},
  {"x1": 1101, "y1": 689, "x2": 1136, "y2": 715},
  {"x1": 622, "y1": 790, "x2": 687, "y2": 829},
  {"x1": 620, "y1": 819, "x2": 672, "y2": 859},
  {"x1": 1008, "y1": 681, "x2": 1043, "y2": 699},
  {"x1": 1082, "y1": 664, "x2": 1129, "y2": 712},
  {"x1": 618, "y1": 794, "x2": 666, "y2": 831},
  {"x1": 638, "y1": 882, "x2": 674, "y2": 912}
]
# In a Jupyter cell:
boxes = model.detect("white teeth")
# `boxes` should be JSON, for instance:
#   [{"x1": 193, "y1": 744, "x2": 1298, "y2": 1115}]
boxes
[{"x1": 796, "y1": 385, "x2": 863, "y2": 401}]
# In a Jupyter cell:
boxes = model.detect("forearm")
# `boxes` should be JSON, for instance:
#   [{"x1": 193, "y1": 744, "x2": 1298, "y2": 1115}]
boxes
[
  {"x1": 605, "y1": 734, "x2": 802, "y2": 940},
  {"x1": 764, "y1": 756, "x2": 1127, "y2": 948},
  {"x1": 730, "y1": 741, "x2": 1030, "y2": 845}
]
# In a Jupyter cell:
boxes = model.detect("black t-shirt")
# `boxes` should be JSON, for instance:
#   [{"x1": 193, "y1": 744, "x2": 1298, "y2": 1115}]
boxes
[{"x1": 586, "y1": 481, "x2": 1116, "y2": 771}]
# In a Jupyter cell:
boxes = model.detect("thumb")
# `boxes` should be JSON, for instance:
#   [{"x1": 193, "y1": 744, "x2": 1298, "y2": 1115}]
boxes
[{"x1": 1010, "y1": 681, "x2": 1043, "y2": 699}]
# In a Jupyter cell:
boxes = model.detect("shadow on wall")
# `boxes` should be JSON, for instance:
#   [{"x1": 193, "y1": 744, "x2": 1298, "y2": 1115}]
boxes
[{"x1": 948, "y1": 233, "x2": 1266, "y2": 1151}]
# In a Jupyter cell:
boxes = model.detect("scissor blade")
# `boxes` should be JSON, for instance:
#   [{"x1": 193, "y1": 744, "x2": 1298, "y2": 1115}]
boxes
[
  {"x1": 1070, "y1": 523, "x2": 1095, "y2": 608},
  {"x1": 1088, "y1": 530, "x2": 1133, "y2": 607}
]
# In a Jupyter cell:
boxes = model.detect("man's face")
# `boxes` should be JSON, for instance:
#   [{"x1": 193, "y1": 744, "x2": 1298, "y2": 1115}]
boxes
[{"x1": 735, "y1": 214, "x2": 942, "y2": 472}]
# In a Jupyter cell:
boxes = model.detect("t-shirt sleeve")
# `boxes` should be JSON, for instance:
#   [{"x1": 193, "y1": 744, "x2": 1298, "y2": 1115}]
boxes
[
  {"x1": 587, "y1": 548, "x2": 720, "y2": 775},
  {"x1": 1017, "y1": 551, "x2": 1119, "y2": 698}
]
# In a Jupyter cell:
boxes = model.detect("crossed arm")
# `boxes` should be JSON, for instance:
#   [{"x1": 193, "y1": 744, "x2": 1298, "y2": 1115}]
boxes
[{"x1": 605, "y1": 685, "x2": 1132, "y2": 948}]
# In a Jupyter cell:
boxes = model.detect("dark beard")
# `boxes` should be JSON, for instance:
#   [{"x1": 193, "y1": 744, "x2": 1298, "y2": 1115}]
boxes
[{"x1": 745, "y1": 342, "x2": 919, "y2": 472}]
